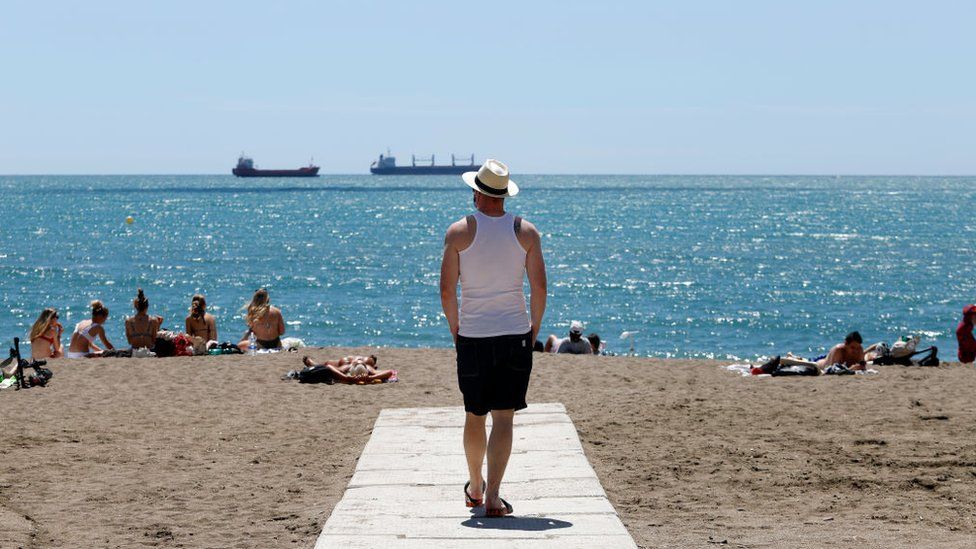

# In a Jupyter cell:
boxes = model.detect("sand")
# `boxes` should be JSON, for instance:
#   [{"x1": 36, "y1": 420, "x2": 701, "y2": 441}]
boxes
[{"x1": 1, "y1": 349, "x2": 974, "y2": 548}]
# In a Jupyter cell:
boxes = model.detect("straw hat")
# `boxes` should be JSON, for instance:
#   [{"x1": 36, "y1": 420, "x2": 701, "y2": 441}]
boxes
[{"x1": 462, "y1": 159, "x2": 519, "y2": 197}]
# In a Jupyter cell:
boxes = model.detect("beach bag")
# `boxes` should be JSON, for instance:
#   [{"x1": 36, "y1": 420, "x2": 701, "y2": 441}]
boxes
[
  {"x1": 190, "y1": 336, "x2": 208, "y2": 356},
  {"x1": 27, "y1": 366, "x2": 53, "y2": 387},
  {"x1": 910, "y1": 346, "x2": 939, "y2": 367},
  {"x1": 890, "y1": 335, "x2": 919, "y2": 358},
  {"x1": 296, "y1": 365, "x2": 335, "y2": 384},
  {"x1": 153, "y1": 336, "x2": 176, "y2": 357}
]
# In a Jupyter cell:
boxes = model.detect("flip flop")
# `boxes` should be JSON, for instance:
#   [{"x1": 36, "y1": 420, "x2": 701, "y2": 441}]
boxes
[
  {"x1": 485, "y1": 498, "x2": 513, "y2": 518},
  {"x1": 464, "y1": 481, "x2": 486, "y2": 508}
]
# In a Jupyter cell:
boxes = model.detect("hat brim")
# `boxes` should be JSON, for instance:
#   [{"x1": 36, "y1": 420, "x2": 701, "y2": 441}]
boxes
[{"x1": 461, "y1": 171, "x2": 519, "y2": 197}]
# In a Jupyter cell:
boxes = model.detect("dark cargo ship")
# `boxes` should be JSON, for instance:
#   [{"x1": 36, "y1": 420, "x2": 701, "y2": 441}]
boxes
[
  {"x1": 232, "y1": 155, "x2": 319, "y2": 177},
  {"x1": 369, "y1": 152, "x2": 476, "y2": 175}
]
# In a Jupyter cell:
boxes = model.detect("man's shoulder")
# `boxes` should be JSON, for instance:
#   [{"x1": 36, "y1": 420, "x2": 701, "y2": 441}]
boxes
[
  {"x1": 445, "y1": 216, "x2": 469, "y2": 232},
  {"x1": 444, "y1": 216, "x2": 475, "y2": 243},
  {"x1": 514, "y1": 215, "x2": 539, "y2": 234}
]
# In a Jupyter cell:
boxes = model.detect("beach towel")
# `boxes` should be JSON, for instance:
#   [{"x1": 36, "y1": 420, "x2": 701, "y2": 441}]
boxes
[
  {"x1": 771, "y1": 364, "x2": 820, "y2": 376},
  {"x1": 724, "y1": 363, "x2": 758, "y2": 377}
]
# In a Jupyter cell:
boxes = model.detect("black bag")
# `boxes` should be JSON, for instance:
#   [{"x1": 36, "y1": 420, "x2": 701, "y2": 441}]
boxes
[
  {"x1": 153, "y1": 337, "x2": 176, "y2": 358},
  {"x1": 296, "y1": 365, "x2": 335, "y2": 384},
  {"x1": 28, "y1": 366, "x2": 53, "y2": 386},
  {"x1": 910, "y1": 346, "x2": 939, "y2": 367},
  {"x1": 874, "y1": 346, "x2": 939, "y2": 366}
]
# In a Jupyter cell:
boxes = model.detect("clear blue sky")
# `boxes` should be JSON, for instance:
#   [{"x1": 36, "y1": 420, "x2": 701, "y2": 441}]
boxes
[{"x1": 1, "y1": 0, "x2": 973, "y2": 175}]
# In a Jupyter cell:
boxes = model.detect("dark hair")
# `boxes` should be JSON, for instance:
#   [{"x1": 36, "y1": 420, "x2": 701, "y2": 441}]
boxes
[
  {"x1": 587, "y1": 333, "x2": 601, "y2": 354},
  {"x1": 368, "y1": 354, "x2": 378, "y2": 365},
  {"x1": 133, "y1": 288, "x2": 149, "y2": 313},
  {"x1": 190, "y1": 294, "x2": 207, "y2": 319},
  {"x1": 845, "y1": 331, "x2": 863, "y2": 345},
  {"x1": 91, "y1": 300, "x2": 109, "y2": 319}
]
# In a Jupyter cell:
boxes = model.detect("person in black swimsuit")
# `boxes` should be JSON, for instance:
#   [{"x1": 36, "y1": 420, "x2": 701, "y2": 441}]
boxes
[
  {"x1": 237, "y1": 288, "x2": 285, "y2": 351},
  {"x1": 125, "y1": 288, "x2": 163, "y2": 349}
]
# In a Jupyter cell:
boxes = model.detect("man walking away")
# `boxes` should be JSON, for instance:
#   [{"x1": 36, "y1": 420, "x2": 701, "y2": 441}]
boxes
[{"x1": 440, "y1": 159, "x2": 547, "y2": 517}]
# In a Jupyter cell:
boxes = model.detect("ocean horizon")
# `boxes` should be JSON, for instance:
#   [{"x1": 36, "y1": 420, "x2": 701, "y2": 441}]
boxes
[{"x1": 1, "y1": 174, "x2": 970, "y2": 360}]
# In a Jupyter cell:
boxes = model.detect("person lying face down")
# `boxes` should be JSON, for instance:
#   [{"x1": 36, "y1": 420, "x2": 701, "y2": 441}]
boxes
[
  {"x1": 300, "y1": 354, "x2": 395, "y2": 384},
  {"x1": 818, "y1": 331, "x2": 866, "y2": 370}
]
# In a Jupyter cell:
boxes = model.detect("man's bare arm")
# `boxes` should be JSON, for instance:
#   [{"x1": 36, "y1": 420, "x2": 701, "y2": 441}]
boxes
[
  {"x1": 522, "y1": 220, "x2": 547, "y2": 343},
  {"x1": 440, "y1": 222, "x2": 463, "y2": 342}
]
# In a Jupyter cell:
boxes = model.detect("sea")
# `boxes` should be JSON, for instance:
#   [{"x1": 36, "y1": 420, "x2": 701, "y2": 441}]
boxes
[{"x1": 0, "y1": 174, "x2": 971, "y2": 360}]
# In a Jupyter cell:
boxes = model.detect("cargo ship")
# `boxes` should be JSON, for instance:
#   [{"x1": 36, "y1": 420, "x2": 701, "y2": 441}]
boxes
[
  {"x1": 232, "y1": 155, "x2": 319, "y2": 177},
  {"x1": 369, "y1": 152, "x2": 476, "y2": 175}
]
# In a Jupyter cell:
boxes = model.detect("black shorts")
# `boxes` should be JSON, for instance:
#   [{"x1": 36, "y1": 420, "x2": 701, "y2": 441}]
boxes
[{"x1": 456, "y1": 331, "x2": 533, "y2": 416}]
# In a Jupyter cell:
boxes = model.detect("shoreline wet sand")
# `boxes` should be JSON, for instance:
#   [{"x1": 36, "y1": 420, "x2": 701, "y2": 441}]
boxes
[{"x1": 1, "y1": 349, "x2": 974, "y2": 548}]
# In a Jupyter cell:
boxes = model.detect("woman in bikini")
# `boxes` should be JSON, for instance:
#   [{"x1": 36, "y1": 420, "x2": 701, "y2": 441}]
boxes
[
  {"x1": 185, "y1": 294, "x2": 217, "y2": 342},
  {"x1": 237, "y1": 288, "x2": 285, "y2": 351},
  {"x1": 66, "y1": 300, "x2": 114, "y2": 358},
  {"x1": 29, "y1": 308, "x2": 63, "y2": 359},
  {"x1": 125, "y1": 288, "x2": 163, "y2": 349}
]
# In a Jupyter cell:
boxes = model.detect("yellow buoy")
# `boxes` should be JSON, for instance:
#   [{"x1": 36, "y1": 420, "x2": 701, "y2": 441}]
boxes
[{"x1": 125, "y1": 216, "x2": 134, "y2": 225}]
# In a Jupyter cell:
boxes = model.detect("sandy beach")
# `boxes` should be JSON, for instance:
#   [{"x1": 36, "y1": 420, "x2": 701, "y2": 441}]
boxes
[{"x1": 1, "y1": 349, "x2": 974, "y2": 548}]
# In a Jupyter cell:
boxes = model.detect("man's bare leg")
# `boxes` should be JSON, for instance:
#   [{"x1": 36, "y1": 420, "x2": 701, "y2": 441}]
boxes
[
  {"x1": 485, "y1": 408, "x2": 515, "y2": 510},
  {"x1": 463, "y1": 412, "x2": 487, "y2": 502}
]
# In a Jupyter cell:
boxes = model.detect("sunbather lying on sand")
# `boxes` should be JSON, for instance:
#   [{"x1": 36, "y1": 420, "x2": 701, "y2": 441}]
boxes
[
  {"x1": 817, "y1": 331, "x2": 867, "y2": 370},
  {"x1": 300, "y1": 355, "x2": 396, "y2": 384}
]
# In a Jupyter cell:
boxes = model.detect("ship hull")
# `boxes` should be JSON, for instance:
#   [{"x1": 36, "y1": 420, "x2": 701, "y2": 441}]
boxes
[
  {"x1": 370, "y1": 165, "x2": 475, "y2": 175},
  {"x1": 232, "y1": 167, "x2": 320, "y2": 177}
]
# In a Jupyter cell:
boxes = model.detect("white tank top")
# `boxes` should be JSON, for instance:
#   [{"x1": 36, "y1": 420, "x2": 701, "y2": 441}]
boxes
[{"x1": 458, "y1": 211, "x2": 530, "y2": 337}]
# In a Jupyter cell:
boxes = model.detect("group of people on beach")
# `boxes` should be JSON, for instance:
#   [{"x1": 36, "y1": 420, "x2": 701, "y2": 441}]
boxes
[
  {"x1": 22, "y1": 286, "x2": 401, "y2": 385},
  {"x1": 24, "y1": 288, "x2": 285, "y2": 360},
  {"x1": 541, "y1": 320, "x2": 604, "y2": 355}
]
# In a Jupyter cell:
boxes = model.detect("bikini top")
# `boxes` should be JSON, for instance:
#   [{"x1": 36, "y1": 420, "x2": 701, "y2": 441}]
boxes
[
  {"x1": 35, "y1": 323, "x2": 62, "y2": 344},
  {"x1": 75, "y1": 321, "x2": 97, "y2": 343},
  {"x1": 128, "y1": 315, "x2": 156, "y2": 339}
]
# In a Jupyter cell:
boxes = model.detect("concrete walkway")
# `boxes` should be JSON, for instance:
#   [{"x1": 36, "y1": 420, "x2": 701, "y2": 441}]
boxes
[{"x1": 314, "y1": 402, "x2": 637, "y2": 548}]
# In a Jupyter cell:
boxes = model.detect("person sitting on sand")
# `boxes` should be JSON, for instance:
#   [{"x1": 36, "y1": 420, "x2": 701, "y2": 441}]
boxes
[
  {"x1": 185, "y1": 294, "x2": 217, "y2": 342},
  {"x1": 817, "y1": 331, "x2": 866, "y2": 370},
  {"x1": 544, "y1": 320, "x2": 593, "y2": 354},
  {"x1": 66, "y1": 300, "x2": 114, "y2": 359},
  {"x1": 125, "y1": 288, "x2": 163, "y2": 349},
  {"x1": 956, "y1": 304, "x2": 976, "y2": 364},
  {"x1": 238, "y1": 288, "x2": 285, "y2": 351},
  {"x1": 29, "y1": 308, "x2": 63, "y2": 359},
  {"x1": 586, "y1": 333, "x2": 602, "y2": 355},
  {"x1": 300, "y1": 355, "x2": 396, "y2": 384}
]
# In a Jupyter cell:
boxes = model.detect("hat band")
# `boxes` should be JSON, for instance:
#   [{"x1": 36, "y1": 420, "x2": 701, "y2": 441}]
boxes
[{"x1": 475, "y1": 175, "x2": 508, "y2": 196}]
